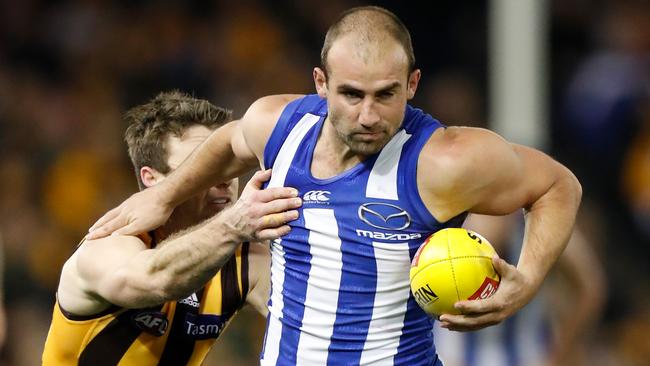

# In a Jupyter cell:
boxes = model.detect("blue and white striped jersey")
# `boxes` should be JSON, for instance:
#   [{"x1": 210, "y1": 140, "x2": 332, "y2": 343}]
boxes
[{"x1": 260, "y1": 94, "x2": 465, "y2": 366}]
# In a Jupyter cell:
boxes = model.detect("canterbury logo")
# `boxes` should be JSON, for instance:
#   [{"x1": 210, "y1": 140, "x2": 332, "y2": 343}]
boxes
[{"x1": 303, "y1": 190, "x2": 331, "y2": 202}]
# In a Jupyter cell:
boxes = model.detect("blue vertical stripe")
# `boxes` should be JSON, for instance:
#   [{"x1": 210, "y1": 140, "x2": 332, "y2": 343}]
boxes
[
  {"x1": 326, "y1": 235, "x2": 377, "y2": 365},
  {"x1": 465, "y1": 331, "x2": 477, "y2": 366},
  {"x1": 394, "y1": 299, "x2": 435, "y2": 365},
  {"x1": 276, "y1": 225, "x2": 312, "y2": 366},
  {"x1": 504, "y1": 315, "x2": 518, "y2": 366}
]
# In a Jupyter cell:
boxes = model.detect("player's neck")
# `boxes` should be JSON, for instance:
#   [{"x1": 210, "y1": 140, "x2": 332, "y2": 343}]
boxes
[
  {"x1": 155, "y1": 212, "x2": 190, "y2": 246},
  {"x1": 312, "y1": 119, "x2": 370, "y2": 179}
]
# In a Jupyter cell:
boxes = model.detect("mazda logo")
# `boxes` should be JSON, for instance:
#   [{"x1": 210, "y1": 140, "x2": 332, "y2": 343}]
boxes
[{"x1": 358, "y1": 203, "x2": 411, "y2": 230}]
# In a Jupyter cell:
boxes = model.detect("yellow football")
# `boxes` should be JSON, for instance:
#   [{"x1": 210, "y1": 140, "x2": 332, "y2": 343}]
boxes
[{"x1": 410, "y1": 228, "x2": 500, "y2": 316}]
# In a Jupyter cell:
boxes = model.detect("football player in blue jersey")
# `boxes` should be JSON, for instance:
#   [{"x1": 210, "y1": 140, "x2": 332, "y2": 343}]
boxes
[{"x1": 87, "y1": 6, "x2": 581, "y2": 366}]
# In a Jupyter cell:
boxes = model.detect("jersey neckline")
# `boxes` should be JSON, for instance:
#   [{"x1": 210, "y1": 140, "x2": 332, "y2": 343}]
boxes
[{"x1": 304, "y1": 116, "x2": 383, "y2": 185}]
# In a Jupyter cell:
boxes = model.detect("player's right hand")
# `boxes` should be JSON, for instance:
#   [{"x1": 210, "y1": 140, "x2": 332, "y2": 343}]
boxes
[
  {"x1": 221, "y1": 169, "x2": 301, "y2": 241},
  {"x1": 86, "y1": 185, "x2": 174, "y2": 240}
]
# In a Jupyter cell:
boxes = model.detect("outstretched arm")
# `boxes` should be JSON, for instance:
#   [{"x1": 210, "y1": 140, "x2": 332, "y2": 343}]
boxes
[
  {"x1": 61, "y1": 170, "x2": 301, "y2": 312},
  {"x1": 87, "y1": 95, "x2": 301, "y2": 239},
  {"x1": 419, "y1": 127, "x2": 582, "y2": 331}
]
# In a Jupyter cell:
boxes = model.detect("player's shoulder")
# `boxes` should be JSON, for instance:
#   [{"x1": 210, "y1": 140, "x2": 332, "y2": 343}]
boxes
[
  {"x1": 244, "y1": 94, "x2": 305, "y2": 119},
  {"x1": 74, "y1": 235, "x2": 147, "y2": 281},
  {"x1": 424, "y1": 127, "x2": 509, "y2": 166},
  {"x1": 420, "y1": 127, "x2": 511, "y2": 189},
  {"x1": 58, "y1": 235, "x2": 146, "y2": 315}
]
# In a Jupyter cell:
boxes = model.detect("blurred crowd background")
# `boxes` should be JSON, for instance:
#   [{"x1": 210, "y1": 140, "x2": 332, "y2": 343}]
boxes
[{"x1": 0, "y1": 0, "x2": 648, "y2": 365}]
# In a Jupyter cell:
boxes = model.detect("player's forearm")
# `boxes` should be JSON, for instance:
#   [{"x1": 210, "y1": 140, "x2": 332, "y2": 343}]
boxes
[
  {"x1": 518, "y1": 168, "x2": 582, "y2": 290},
  {"x1": 149, "y1": 215, "x2": 242, "y2": 299},
  {"x1": 160, "y1": 122, "x2": 255, "y2": 207},
  {"x1": 111, "y1": 214, "x2": 242, "y2": 307}
]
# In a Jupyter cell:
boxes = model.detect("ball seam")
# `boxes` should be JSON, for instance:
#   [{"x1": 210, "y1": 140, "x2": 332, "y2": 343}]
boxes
[
  {"x1": 447, "y1": 233, "x2": 461, "y2": 304},
  {"x1": 418, "y1": 255, "x2": 493, "y2": 266}
]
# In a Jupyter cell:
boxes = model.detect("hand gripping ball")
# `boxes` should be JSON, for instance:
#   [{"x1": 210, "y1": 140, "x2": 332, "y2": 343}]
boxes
[{"x1": 410, "y1": 228, "x2": 500, "y2": 316}]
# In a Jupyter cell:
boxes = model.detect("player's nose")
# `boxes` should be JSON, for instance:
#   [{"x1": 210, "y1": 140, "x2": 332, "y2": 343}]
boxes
[{"x1": 358, "y1": 100, "x2": 381, "y2": 127}]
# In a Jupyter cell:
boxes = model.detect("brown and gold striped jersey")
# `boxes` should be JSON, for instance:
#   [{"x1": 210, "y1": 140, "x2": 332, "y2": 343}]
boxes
[{"x1": 42, "y1": 235, "x2": 250, "y2": 366}]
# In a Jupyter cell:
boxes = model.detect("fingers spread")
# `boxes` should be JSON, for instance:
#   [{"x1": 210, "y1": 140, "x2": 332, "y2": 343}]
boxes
[
  {"x1": 256, "y1": 225, "x2": 292, "y2": 241},
  {"x1": 88, "y1": 207, "x2": 119, "y2": 232},
  {"x1": 258, "y1": 197, "x2": 302, "y2": 216},
  {"x1": 87, "y1": 215, "x2": 127, "y2": 240},
  {"x1": 256, "y1": 187, "x2": 299, "y2": 202},
  {"x1": 112, "y1": 221, "x2": 142, "y2": 237},
  {"x1": 248, "y1": 169, "x2": 273, "y2": 189}
]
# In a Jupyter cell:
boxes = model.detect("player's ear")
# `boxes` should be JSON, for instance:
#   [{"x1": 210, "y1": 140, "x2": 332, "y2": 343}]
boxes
[
  {"x1": 407, "y1": 69, "x2": 421, "y2": 99},
  {"x1": 140, "y1": 166, "x2": 164, "y2": 188},
  {"x1": 314, "y1": 67, "x2": 328, "y2": 98}
]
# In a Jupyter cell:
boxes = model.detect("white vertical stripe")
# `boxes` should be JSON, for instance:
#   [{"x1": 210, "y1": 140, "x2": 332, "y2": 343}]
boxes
[
  {"x1": 296, "y1": 209, "x2": 343, "y2": 365},
  {"x1": 260, "y1": 239, "x2": 286, "y2": 366},
  {"x1": 366, "y1": 130, "x2": 411, "y2": 200},
  {"x1": 359, "y1": 241, "x2": 412, "y2": 365},
  {"x1": 267, "y1": 113, "x2": 321, "y2": 189}
]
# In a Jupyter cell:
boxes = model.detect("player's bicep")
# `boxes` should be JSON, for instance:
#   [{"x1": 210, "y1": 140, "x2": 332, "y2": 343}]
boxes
[
  {"x1": 469, "y1": 142, "x2": 561, "y2": 215},
  {"x1": 237, "y1": 94, "x2": 303, "y2": 165},
  {"x1": 76, "y1": 237, "x2": 149, "y2": 304},
  {"x1": 231, "y1": 120, "x2": 259, "y2": 165}
]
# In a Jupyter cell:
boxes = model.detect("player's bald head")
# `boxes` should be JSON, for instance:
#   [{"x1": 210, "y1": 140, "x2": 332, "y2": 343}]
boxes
[{"x1": 320, "y1": 6, "x2": 415, "y2": 77}]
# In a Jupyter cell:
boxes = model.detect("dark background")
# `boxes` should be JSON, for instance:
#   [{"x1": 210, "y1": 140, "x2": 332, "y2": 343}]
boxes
[{"x1": 0, "y1": 0, "x2": 648, "y2": 364}]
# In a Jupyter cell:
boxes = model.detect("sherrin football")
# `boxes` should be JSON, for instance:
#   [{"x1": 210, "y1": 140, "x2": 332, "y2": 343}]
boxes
[{"x1": 410, "y1": 228, "x2": 500, "y2": 316}]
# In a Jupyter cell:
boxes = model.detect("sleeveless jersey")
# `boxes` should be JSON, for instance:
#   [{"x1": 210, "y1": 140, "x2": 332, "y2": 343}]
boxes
[
  {"x1": 260, "y1": 94, "x2": 466, "y2": 366},
  {"x1": 42, "y1": 235, "x2": 250, "y2": 366}
]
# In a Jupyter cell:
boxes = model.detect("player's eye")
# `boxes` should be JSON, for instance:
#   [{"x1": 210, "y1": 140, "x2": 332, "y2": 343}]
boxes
[
  {"x1": 342, "y1": 91, "x2": 362, "y2": 100},
  {"x1": 377, "y1": 91, "x2": 394, "y2": 100}
]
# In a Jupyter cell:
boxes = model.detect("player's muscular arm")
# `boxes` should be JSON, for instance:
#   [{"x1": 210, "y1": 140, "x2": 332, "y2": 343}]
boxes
[
  {"x1": 419, "y1": 127, "x2": 582, "y2": 331},
  {"x1": 87, "y1": 95, "x2": 302, "y2": 239},
  {"x1": 233, "y1": 94, "x2": 304, "y2": 165},
  {"x1": 68, "y1": 171, "x2": 301, "y2": 311},
  {"x1": 87, "y1": 122, "x2": 256, "y2": 239},
  {"x1": 78, "y1": 217, "x2": 244, "y2": 310}
]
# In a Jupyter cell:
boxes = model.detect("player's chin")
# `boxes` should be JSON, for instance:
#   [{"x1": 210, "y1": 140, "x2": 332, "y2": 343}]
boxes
[{"x1": 348, "y1": 138, "x2": 387, "y2": 155}]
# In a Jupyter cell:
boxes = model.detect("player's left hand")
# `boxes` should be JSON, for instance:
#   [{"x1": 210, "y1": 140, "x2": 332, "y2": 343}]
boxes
[{"x1": 438, "y1": 256, "x2": 534, "y2": 332}]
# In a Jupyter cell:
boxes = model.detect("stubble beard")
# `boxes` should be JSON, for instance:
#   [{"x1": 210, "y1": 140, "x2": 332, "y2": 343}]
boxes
[{"x1": 332, "y1": 118, "x2": 396, "y2": 157}]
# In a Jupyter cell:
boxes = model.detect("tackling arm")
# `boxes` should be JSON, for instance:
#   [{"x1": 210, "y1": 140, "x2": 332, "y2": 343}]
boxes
[
  {"x1": 61, "y1": 170, "x2": 300, "y2": 312},
  {"x1": 87, "y1": 95, "x2": 302, "y2": 239}
]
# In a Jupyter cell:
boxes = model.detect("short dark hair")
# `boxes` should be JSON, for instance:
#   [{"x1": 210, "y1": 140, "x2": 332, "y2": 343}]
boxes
[
  {"x1": 320, "y1": 6, "x2": 416, "y2": 75},
  {"x1": 124, "y1": 91, "x2": 232, "y2": 189}
]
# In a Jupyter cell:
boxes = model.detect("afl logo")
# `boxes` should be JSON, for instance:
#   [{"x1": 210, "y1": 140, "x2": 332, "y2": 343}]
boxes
[
  {"x1": 358, "y1": 203, "x2": 411, "y2": 230},
  {"x1": 132, "y1": 311, "x2": 168, "y2": 337}
]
